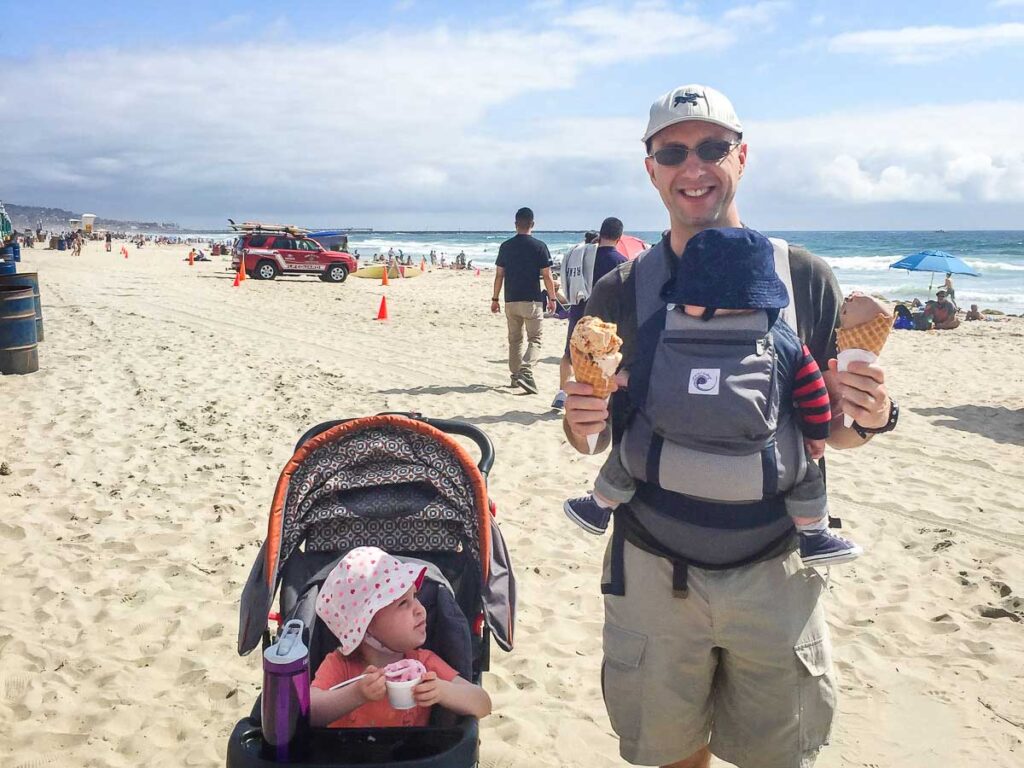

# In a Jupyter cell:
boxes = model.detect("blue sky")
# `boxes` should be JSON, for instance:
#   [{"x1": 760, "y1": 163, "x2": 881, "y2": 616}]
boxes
[{"x1": 2, "y1": 0, "x2": 1023, "y2": 229}]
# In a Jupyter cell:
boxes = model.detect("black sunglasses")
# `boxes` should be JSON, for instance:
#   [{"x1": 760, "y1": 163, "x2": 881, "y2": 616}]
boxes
[{"x1": 650, "y1": 139, "x2": 740, "y2": 166}]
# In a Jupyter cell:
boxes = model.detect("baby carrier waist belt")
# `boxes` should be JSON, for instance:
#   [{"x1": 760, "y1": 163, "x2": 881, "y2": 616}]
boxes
[{"x1": 601, "y1": 507, "x2": 795, "y2": 598}]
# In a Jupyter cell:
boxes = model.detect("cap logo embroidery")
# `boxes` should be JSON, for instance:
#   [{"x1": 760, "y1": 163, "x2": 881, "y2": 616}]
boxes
[{"x1": 673, "y1": 92, "x2": 700, "y2": 107}]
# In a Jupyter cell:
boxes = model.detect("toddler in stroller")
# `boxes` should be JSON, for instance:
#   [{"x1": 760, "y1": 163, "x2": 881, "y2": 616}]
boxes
[
  {"x1": 309, "y1": 546, "x2": 491, "y2": 728},
  {"x1": 228, "y1": 414, "x2": 515, "y2": 767}
]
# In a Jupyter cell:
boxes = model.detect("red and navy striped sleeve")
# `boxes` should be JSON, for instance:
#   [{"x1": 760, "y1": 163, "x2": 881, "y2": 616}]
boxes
[{"x1": 792, "y1": 343, "x2": 831, "y2": 439}]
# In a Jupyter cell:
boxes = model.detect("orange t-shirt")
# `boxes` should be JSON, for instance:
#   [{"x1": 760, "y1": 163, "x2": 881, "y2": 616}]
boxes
[{"x1": 311, "y1": 648, "x2": 459, "y2": 728}]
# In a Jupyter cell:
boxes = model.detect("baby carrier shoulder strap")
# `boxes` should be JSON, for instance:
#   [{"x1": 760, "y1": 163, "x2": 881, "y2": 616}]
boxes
[{"x1": 769, "y1": 237, "x2": 798, "y2": 330}]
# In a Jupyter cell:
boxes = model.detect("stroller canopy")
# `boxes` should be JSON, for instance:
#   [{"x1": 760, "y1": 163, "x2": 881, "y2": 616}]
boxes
[{"x1": 238, "y1": 415, "x2": 514, "y2": 656}]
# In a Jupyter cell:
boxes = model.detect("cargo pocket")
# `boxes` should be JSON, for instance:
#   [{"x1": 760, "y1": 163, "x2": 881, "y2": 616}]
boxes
[
  {"x1": 794, "y1": 637, "x2": 837, "y2": 752},
  {"x1": 602, "y1": 623, "x2": 648, "y2": 741}
]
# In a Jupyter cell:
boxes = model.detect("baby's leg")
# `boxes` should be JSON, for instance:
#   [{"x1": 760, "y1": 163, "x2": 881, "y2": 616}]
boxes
[
  {"x1": 593, "y1": 443, "x2": 635, "y2": 507},
  {"x1": 789, "y1": 458, "x2": 863, "y2": 566},
  {"x1": 786, "y1": 458, "x2": 828, "y2": 530}
]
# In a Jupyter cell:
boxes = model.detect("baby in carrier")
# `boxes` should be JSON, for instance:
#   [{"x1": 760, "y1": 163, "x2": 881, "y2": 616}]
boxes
[
  {"x1": 563, "y1": 227, "x2": 862, "y2": 567},
  {"x1": 309, "y1": 546, "x2": 491, "y2": 728}
]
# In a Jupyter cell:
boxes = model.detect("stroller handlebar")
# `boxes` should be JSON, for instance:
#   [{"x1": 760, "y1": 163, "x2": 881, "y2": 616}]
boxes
[{"x1": 293, "y1": 413, "x2": 495, "y2": 478}]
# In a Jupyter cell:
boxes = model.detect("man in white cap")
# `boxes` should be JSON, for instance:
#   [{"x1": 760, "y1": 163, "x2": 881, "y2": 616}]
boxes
[{"x1": 562, "y1": 85, "x2": 898, "y2": 767}]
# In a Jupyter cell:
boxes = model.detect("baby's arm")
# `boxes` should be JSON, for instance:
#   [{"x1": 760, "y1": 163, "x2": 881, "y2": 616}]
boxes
[
  {"x1": 413, "y1": 672, "x2": 492, "y2": 719},
  {"x1": 309, "y1": 665, "x2": 386, "y2": 727},
  {"x1": 792, "y1": 342, "x2": 831, "y2": 447}
]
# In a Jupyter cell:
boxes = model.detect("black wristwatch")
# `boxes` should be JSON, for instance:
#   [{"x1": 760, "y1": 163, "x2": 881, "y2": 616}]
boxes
[{"x1": 852, "y1": 399, "x2": 899, "y2": 439}]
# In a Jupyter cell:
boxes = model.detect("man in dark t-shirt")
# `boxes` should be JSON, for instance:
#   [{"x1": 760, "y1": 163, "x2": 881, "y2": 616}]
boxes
[
  {"x1": 491, "y1": 207, "x2": 556, "y2": 395},
  {"x1": 562, "y1": 85, "x2": 898, "y2": 768}
]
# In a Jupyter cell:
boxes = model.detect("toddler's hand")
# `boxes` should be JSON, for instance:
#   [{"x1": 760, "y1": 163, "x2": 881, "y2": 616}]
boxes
[
  {"x1": 804, "y1": 438, "x2": 826, "y2": 461},
  {"x1": 412, "y1": 671, "x2": 442, "y2": 708},
  {"x1": 358, "y1": 666, "x2": 387, "y2": 703}
]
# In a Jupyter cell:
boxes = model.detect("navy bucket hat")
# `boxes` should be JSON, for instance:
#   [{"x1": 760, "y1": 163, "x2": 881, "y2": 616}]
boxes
[{"x1": 666, "y1": 227, "x2": 790, "y2": 310}]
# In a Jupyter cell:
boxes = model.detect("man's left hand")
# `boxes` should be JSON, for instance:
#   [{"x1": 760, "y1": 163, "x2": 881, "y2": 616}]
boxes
[
  {"x1": 826, "y1": 358, "x2": 890, "y2": 429},
  {"x1": 547, "y1": 298, "x2": 556, "y2": 314}
]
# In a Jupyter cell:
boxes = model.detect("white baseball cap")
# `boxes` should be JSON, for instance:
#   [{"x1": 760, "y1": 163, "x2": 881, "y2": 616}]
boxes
[{"x1": 643, "y1": 84, "x2": 743, "y2": 143}]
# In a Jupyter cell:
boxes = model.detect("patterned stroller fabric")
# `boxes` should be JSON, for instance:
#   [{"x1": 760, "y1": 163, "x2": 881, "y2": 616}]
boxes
[
  {"x1": 238, "y1": 415, "x2": 515, "y2": 657},
  {"x1": 283, "y1": 425, "x2": 480, "y2": 558}
]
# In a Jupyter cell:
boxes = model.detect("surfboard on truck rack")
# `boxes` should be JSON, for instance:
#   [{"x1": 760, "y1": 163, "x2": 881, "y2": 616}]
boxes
[{"x1": 227, "y1": 219, "x2": 311, "y2": 236}]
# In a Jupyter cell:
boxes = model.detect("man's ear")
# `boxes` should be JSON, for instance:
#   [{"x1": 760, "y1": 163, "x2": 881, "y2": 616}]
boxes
[
  {"x1": 644, "y1": 155, "x2": 657, "y2": 185},
  {"x1": 737, "y1": 142, "x2": 748, "y2": 178}
]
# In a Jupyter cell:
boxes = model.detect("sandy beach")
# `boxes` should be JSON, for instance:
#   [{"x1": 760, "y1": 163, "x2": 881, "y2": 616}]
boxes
[{"x1": 1, "y1": 241, "x2": 1022, "y2": 768}]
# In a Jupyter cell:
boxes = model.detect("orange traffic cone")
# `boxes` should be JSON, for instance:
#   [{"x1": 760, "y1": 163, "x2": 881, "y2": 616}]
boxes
[
  {"x1": 233, "y1": 270, "x2": 241, "y2": 287},
  {"x1": 381, "y1": 267, "x2": 390, "y2": 286},
  {"x1": 375, "y1": 295, "x2": 389, "y2": 321},
  {"x1": 123, "y1": 247, "x2": 128, "y2": 259},
  {"x1": 188, "y1": 250, "x2": 195, "y2": 266}
]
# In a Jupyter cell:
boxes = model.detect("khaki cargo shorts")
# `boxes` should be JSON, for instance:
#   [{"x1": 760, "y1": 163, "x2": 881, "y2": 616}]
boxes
[{"x1": 602, "y1": 541, "x2": 837, "y2": 768}]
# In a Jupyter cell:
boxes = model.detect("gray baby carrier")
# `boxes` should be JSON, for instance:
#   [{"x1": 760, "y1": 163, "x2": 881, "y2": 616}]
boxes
[
  {"x1": 604, "y1": 238, "x2": 807, "y2": 597},
  {"x1": 622, "y1": 240, "x2": 806, "y2": 505}
]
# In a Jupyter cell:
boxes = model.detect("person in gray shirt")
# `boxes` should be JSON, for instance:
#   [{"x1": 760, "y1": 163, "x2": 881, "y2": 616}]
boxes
[{"x1": 563, "y1": 84, "x2": 898, "y2": 768}]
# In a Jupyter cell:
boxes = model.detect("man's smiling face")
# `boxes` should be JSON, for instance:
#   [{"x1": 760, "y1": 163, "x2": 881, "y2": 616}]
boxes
[{"x1": 644, "y1": 120, "x2": 747, "y2": 233}]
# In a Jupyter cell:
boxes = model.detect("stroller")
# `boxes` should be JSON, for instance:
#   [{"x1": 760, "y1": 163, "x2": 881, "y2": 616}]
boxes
[{"x1": 227, "y1": 413, "x2": 516, "y2": 767}]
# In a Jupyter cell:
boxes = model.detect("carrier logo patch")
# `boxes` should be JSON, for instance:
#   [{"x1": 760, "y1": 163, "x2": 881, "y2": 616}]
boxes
[{"x1": 688, "y1": 368, "x2": 720, "y2": 395}]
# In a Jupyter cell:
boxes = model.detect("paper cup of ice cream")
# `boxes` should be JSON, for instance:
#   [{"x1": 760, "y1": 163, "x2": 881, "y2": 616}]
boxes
[{"x1": 384, "y1": 659, "x2": 426, "y2": 710}]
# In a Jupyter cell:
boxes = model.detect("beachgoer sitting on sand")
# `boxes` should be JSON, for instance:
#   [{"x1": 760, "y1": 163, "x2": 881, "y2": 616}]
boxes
[
  {"x1": 925, "y1": 290, "x2": 960, "y2": 330},
  {"x1": 893, "y1": 303, "x2": 915, "y2": 330},
  {"x1": 309, "y1": 547, "x2": 491, "y2": 729},
  {"x1": 563, "y1": 228, "x2": 862, "y2": 567},
  {"x1": 965, "y1": 304, "x2": 985, "y2": 321}
]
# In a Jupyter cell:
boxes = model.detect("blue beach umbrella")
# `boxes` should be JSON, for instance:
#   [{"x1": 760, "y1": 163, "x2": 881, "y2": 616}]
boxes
[{"x1": 889, "y1": 250, "x2": 980, "y2": 291}]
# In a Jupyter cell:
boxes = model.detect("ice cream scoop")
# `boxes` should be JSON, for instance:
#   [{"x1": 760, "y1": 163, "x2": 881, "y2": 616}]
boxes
[
  {"x1": 836, "y1": 292, "x2": 895, "y2": 426},
  {"x1": 383, "y1": 659, "x2": 426, "y2": 683},
  {"x1": 839, "y1": 292, "x2": 894, "y2": 337}
]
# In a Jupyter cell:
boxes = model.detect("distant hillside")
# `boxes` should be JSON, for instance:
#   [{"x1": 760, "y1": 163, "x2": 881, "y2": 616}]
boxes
[{"x1": 2, "y1": 202, "x2": 179, "y2": 232}]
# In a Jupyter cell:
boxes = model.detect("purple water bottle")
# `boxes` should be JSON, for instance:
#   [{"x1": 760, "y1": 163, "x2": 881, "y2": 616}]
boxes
[{"x1": 262, "y1": 619, "x2": 311, "y2": 761}]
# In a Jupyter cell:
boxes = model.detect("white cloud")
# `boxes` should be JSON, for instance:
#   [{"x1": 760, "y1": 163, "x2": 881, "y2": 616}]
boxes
[
  {"x1": 829, "y1": 23, "x2": 1024, "y2": 63},
  {"x1": 2, "y1": 5, "x2": 1024, "y2": 229},
  {"x1": 722, "y1": 1, "x2": 792, "y2": 26},
  {"x1": 991, "y1": 0, "x2": 1024, "y2": 8},
  {"x1": 742, "y1": 102, "x2": 1024, "y2": 207}
]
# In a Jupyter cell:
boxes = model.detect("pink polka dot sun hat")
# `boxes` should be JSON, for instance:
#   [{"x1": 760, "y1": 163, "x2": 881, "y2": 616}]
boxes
[{"x1": 315, "y1": 546, "x2": 427, "y2": 655}]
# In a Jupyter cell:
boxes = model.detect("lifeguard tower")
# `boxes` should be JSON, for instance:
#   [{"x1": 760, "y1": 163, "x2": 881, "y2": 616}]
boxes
[{"x1": 82, "y1": 214, "x2": 96, "y2": 234}]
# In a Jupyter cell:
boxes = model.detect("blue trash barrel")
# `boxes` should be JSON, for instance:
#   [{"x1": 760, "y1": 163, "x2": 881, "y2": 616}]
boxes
[
  {"x1": 0, "y1": 245, "x2": 13, "y2": 261},
  {"x1": 0, "y1": 285, "x2": 39, "y2": 374},
  {"x1": 12, "y1": 242, "x2": 20, "y2": 262},
  {"x1": 0, "y1": 272, "x2": 43, "y2": 341},
  {"x1": 57, "y1": 239, "x2": 66, "y2": 251},
  {"x1": 0, "y1": 261, "x2": 15, "y2": 276}
]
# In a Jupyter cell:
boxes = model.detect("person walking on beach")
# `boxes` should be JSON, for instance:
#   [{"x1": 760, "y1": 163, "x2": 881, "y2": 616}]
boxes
[
  {"x1": 562, "y1": 84, "x2": 898, "y2": 768},
  {"x1": 491, "y1": 207, "x2": 557, "y2": 395},
  {"x1": 552, "y1": 218, "x2": 628, "y2": 410}
]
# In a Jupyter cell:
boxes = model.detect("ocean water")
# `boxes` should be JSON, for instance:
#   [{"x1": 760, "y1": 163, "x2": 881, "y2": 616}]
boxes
[{"x1": 194, "y1": 229, "x2": 1024, "y2": 314}]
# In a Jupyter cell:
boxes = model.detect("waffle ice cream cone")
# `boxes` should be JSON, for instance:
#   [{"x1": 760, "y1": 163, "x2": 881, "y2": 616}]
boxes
[
  {"x1": 836, "y1": 293, "x2": 894, "y2": 426},
  {"x1": 836, "y1": 312, "x2": 892, "y2": 356},
  {"x1": 569, "y1": 316, "x2": 622, "y2": 399}
]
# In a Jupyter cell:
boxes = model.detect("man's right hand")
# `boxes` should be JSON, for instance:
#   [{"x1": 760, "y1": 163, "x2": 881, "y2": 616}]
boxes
[{"x1": 563, "y1": 372, "x2": 628, "y2": 450}]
